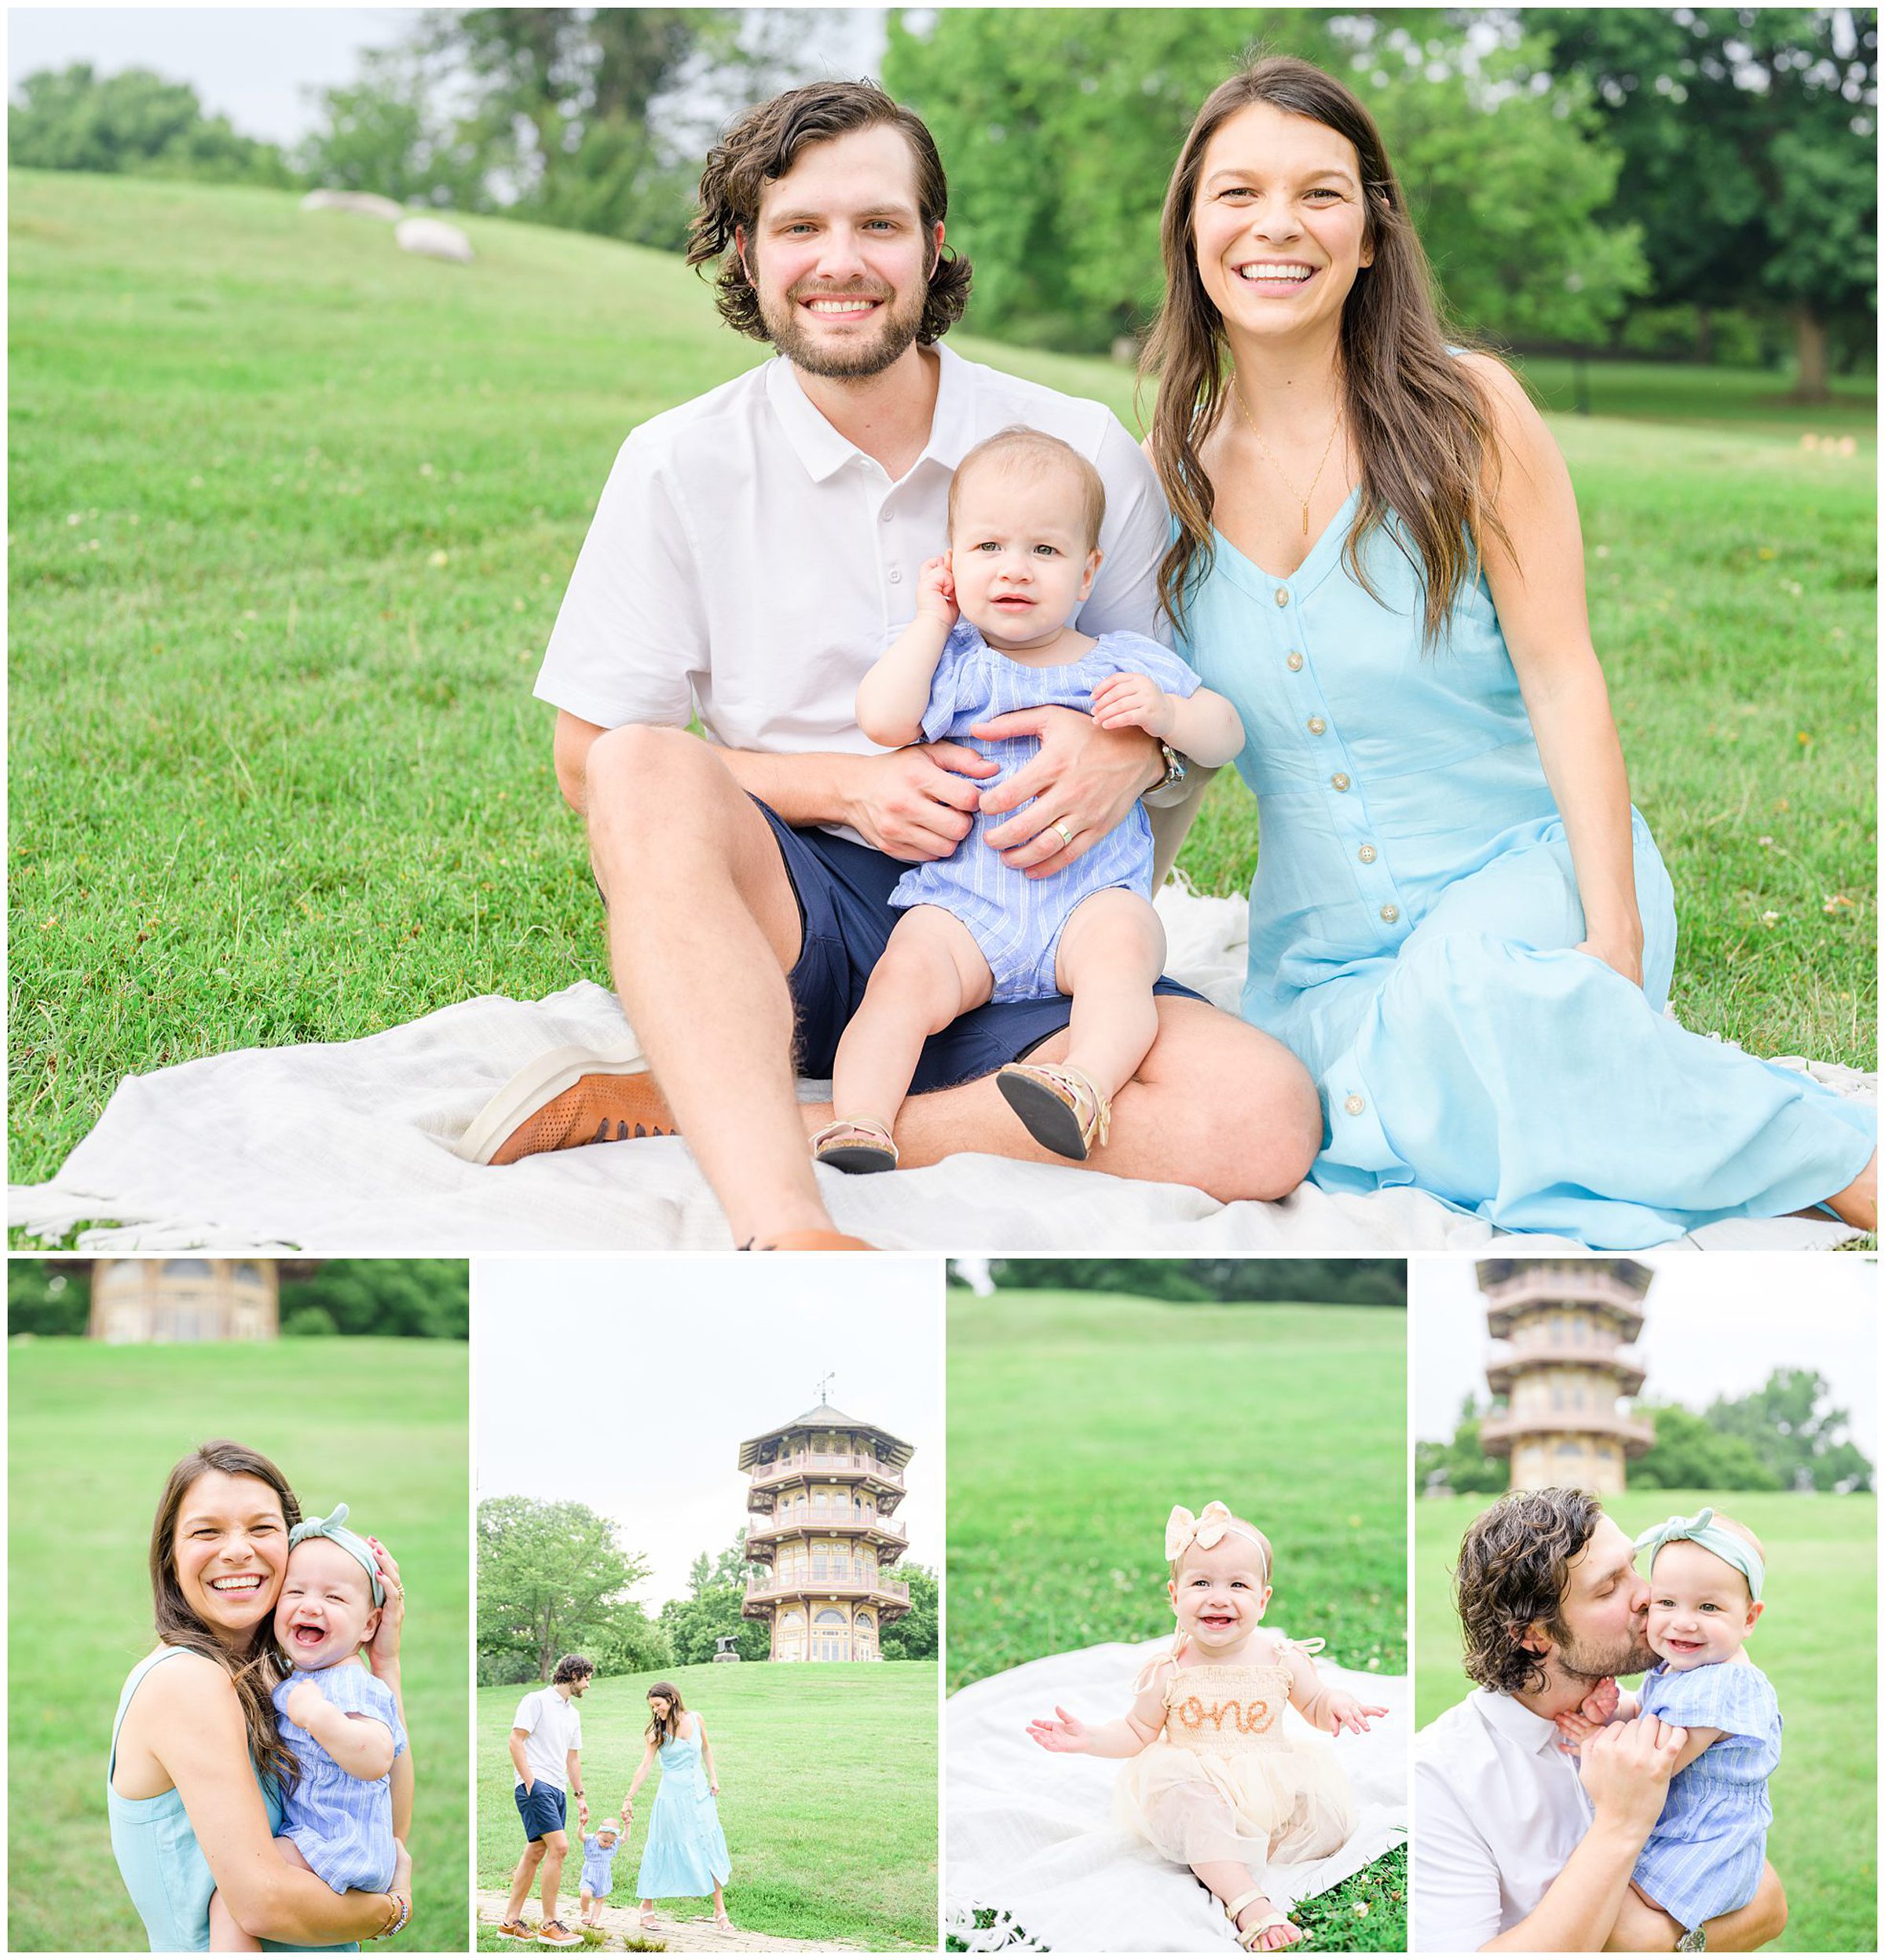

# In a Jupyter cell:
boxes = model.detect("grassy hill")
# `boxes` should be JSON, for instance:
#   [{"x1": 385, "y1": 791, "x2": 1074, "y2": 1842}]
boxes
[
  {"x1": 9, "y1": 170, "x2": 1875, "y2": 1183},
  {"x1": 1417, "y1": 1490, "x2": 1876, "y2": 1952},
  {"x1": 8, "y1": 1337, "x2": 469, "y2": 1951},
  {"x1": 478, "y1": 1661, "x2": 937, "y2": 1947}
]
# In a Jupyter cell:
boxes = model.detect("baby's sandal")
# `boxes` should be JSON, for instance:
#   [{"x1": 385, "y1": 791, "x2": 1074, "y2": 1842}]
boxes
[
  {"x1": 996, "y1": 1061, "x2": 1111, "y2": 1161},
  {"x1": 811, "y1": 1116, "x2": 899, "y2": 1173}
]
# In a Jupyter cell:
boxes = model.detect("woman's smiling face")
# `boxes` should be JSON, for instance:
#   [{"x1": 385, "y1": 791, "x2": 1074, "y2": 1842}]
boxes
[
  {"x1": 1191, "y1": 101, "x2": 1373, "y2": 345},
  {"x1": 172, "y1": 1468, "x2": 287, "y2": 1644}
]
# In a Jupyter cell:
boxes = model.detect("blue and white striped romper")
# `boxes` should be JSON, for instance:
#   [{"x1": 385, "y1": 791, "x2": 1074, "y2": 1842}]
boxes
[
  {"x1": 273, "y1": 1662, "x2": 408, "y2": 1894},
  {"x1": 891, "y1": 623, "x2": 1206, "y2": 1002},
  {"x1": 1631, "y1": 1658, "x2": 1781, "y2": 1929}
]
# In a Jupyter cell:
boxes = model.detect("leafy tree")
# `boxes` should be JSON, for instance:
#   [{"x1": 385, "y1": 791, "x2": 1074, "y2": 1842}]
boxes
[
  {"x1": 1530, "y1": 8, "x2": 1877, "y2": 393},
  {"x1": 6, "y1": 1261, "x2": 87, "y2": 1337},
  {"x1": 9, "y1": 64, "x2": 292, "y2": 186},
  {"x1": 295, "y1": 47, "x2": 502, "y2": 211},
  {"x1": 1415, "y1": 1396, "x2": 1509, "y2": 1497},
  {"x1": 478, "y1": 1496, "x2": 652, "y2": 1682},
  {"x1": 661, "y1": 1530, "x2": 770, "y2": 1666},
  {"x1": 1630, "y1": 1402, "x2": 1782, "y2": 1490},
  {"x1": 989, "y1": 1259, "x2": 1405, "y2": 1305},
  {"x1": 279, "y1": 1305, "x2": 339, "y2": 1338},
  {"x1": 883, "y1": 10, "x2": 1644, "y2": 353},
  {"x1": 880, "y1": 1563, "x2": 939, "y2": 1661},
  {"x1": 1704, "y1": 1368, "x2": 1875, "y2": 1491},
  {"x1": 277, "y1": 1260, "x2": 467, "y2": 1338}
]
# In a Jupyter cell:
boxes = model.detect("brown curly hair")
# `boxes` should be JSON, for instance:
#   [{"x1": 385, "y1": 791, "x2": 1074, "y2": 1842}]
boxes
[
  {"x1": 686, "y1": 80, "x2": 972, "y2": 346},
  {"x1": 1452, "y1": 1487, "x2": 1603, "y2": 1696}
]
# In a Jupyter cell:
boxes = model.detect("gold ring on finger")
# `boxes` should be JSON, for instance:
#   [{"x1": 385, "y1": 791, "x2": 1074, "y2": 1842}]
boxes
[{"x1": 1053, "y1": 820, "x2": 1074, "y2": 847}]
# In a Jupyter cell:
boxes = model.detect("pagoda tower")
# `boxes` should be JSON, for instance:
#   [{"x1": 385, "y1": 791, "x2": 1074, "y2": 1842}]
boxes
[
  {"x1": 738, "y1": 1386, "x2": 913, "y2": 1662},
  {"x1": 1477, "y1": 1260, "x2": 1656, "y2": 1494},
  {"x1": 84, "y1": 1258, "x2": 282, "y2": 1343}
]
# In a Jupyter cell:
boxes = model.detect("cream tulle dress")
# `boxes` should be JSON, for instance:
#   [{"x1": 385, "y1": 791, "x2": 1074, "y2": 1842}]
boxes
[{"x1": 1113, "y1": 1642, "x2": 1355, "y2": 1870}]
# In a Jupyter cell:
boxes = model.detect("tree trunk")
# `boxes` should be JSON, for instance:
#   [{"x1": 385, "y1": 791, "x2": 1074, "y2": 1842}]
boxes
[
  {"x1": 1792, "y1": 305, "x2": 1830, "y2": 401},
  {"x1": 1694, "y1": 306, "x2": 1714, "y2": 366}
]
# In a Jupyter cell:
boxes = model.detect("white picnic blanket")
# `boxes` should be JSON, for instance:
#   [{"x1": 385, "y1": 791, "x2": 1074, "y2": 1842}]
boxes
[
  {"x1": 945, "y1": 1636, "x2": 1407, "y2": 1952},
  {"x1": 9, "y1": 886, "x2": 1872, "y2": 1251}
]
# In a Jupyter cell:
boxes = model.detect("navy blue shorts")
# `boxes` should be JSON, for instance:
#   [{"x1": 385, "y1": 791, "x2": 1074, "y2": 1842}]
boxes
[
  {"x1": 515, "y1": 1780, "x2": 566, "y2": 1843},
  {"x1": 755, "y1": 799, "x2": 1203, "y2": 1093}
]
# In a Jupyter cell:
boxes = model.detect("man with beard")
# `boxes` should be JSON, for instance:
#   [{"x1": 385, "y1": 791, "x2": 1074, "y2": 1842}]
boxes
[
  {"x1": 1415, "y1": 1488, "x2": 1786, "y2": 1951},
  {"x1": 495, "y1": 1652, "x2": 595, "y2": 1945},
  {"x1": 453, "y1": 79, "x2": 1323, "y2": 1249}
]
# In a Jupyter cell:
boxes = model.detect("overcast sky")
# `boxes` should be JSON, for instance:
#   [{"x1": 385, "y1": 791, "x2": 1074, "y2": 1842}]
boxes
[
  {"x1": 476, "y1": 1256, "x2": 942, "y2": 1611},
  {"x1": 8, "y1": 7, "x2": 889, "y2": 146},
  {"x1": 1412, "y1": 1253, "x2": 1878, "y2": 1451}
]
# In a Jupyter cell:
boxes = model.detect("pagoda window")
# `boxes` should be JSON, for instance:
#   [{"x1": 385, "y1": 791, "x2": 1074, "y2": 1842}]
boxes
[{"x1": 165, "y1": 1259, "x2": 213, "y2": 1278}]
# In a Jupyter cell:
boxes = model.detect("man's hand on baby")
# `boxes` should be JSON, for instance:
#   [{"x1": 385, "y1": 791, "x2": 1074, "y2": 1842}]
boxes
[
  {"x1": 917, "y1": 554, "x2": 960, "y2": 627},
  {"x1": 283, "y1": 1679, "x2": 326, "y2": 1730},
  {"x1": 1089, "y1": 671, "x2": 1175, "y2": 740},
  {"x1": 1323, "y1": 1691, "x2": 1390, "y2": 1736},
  {"x1": 973, "y1": 706, "x2": 1162, "y2": 877},
  {"x1": 848, "y1": 743, "x2": 997, "y2": 861},
  {"x1": 1576, "y1": 1715, "x2": 1686, "y2": 1836},
  {"x1": 1026, "y1": 1706, "x2": 1090, "y2": 1753}
]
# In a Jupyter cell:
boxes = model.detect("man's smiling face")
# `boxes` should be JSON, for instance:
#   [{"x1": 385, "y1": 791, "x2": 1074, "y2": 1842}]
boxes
[
  {"x1": 1538, "y1": 1514, "x2": 1657, "y2": 1684},
  {"x1": 739, "y1": 122, "x2": 941, "y2": 379}
]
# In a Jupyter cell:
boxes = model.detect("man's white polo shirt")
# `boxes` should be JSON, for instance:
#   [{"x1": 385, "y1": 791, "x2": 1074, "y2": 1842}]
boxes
[
  {"x1": 534, "y1": 340, "x2": 1169, "y2": 775},
  {"x1": 1412, "y1": 1686, "x2": 1595, "y2": 1951},
  {"x1": 511, "y1": 1685, "x2": 582, "y2": 1792}
]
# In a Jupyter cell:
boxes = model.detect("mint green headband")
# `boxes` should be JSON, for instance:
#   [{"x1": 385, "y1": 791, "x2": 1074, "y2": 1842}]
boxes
[
  {"x1": 289, "y1": 1502, "x2": 385, "y2": 1607},
  {"x1": 1633, "y1": 1507, "x2": 1763, "y2": 1602}
]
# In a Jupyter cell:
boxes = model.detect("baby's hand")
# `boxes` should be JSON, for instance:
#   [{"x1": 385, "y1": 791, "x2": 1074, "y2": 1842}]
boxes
[
  {"x1": 1579, "y1": 1677, "x2": 1621, "y2": 1726},
  {"x1": 917, "y1": 554, "x2": 959, "y2": 627},
  {"x1": 1089, "y1": 671, "x2": 1175, "y2": 739},
  {"x1": 1026, "y1": 1706, "x2": 1089, "y2": 1754},
  {"x1": 1553, "y1": 1709, "x2": 1605, "y2": 1754},
  {"x1": 283, "y1": 1679, "x2": 326, "y2": 1731},
  {"x1": 1323, "y1": 1690, "x2": 1389, "y2": 1737}
]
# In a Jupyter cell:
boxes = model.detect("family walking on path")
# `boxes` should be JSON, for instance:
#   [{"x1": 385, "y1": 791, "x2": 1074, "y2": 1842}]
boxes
[
  {"x1": 454, "y1": 57, "x2": 1876, "y2": 1254},
  {"x1": 496, "y1": 1659, "x2": 733, "y2": 1949}
]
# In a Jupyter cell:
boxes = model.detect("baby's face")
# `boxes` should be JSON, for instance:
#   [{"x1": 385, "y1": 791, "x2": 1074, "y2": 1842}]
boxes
[
  {"x1": 947, "y1": 463, "x2": 1100, "y2": 649},
  {"x1": 1646, "y1": 1538, "x2": 1761, "y2": 1670},
  {"x1": 1167, "y1": 1534, "x2": 1272, "y2": 1651},
  {"x1": 274, "y1": 1534, "x2": 379, "y2": 1669}
]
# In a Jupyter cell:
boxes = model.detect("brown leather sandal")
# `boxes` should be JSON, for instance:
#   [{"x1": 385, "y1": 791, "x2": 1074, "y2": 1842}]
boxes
[{"x1": 996, "y1": 1061, "x2": 1112, "y2": 1161}]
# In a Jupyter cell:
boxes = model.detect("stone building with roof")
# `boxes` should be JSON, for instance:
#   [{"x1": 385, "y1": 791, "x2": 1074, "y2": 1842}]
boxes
[
  {"x1": 1477, "y1": 1259, "x2": 1656, "y2": 1494},
  {"x1": 738, "y1": 1395, "x2": 913, "y2": 1662},
  {"x1": 85, "y1": 1258, "x2": 284, "y2": 1343}
]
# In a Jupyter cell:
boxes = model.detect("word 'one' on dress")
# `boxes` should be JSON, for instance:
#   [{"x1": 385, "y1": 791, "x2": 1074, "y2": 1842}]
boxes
[
  {"x1": 1113, "y1": 1654, "x2": 1353, "y2": 1874},
  {"x1": 635, "y1": 1720, "x2": 731, "y2": 1900},
  {"x1": 1180, "y1": 491, "x2": 1875, "y2": 1247}
]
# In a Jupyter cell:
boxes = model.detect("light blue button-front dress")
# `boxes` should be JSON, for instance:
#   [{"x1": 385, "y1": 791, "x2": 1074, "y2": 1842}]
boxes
[
  {"x1": 1180, "y1": 489, "x2": 1875, "y2": 1246},
  {"x1": 633, "y1": 1720, "x2": 731, "y2": 1900}
]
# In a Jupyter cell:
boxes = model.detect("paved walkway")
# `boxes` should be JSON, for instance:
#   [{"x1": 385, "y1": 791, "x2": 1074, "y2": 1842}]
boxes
[{"x1": 476, "y1": 1891, "x2": 913, "y2": 1952}]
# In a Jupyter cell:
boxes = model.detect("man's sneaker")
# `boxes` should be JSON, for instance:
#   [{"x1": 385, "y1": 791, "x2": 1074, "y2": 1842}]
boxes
[
  {"x1": 453, "y1": 1041, "x2": 679, "y2": 1166},
  {"x1": 536, "y1": 1922, "x2": 583, "y2": 1948},
  {"x1": 491, "y1": 1922, "x2": 534, "y2": 1940}
]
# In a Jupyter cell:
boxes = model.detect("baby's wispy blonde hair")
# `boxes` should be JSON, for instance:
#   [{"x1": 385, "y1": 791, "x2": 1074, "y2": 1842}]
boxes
[{"x1": 946, "y1": 426, "x2": 1107, "y2": 552}]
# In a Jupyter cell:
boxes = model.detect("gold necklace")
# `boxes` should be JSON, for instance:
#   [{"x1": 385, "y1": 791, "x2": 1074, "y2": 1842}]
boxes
[{"x1": 1230, "y1": 386, "x2": 1346, "y2": 536}]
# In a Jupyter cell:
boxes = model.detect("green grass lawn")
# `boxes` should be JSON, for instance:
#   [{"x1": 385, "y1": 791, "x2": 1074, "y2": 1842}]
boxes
[
  {"x1": 949, "y1": 1285, "x2": 1406, "y2": 1949},
  {"x1": 8, "y1": 170, "x2": 1874, "y2": 1187},
  {"x1": 7, "y1": 1335, "x2": 470, "y2": 1952},
  {"x1": 477, "y1": 1662, "x2": 936, "y2": 1948},
  {"x1": 1416, "y1": 1490, "x2": 1876, "y2": 1953}
]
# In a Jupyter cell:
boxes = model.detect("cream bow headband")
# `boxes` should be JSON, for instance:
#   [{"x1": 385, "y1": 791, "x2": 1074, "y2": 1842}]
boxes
[
  {"x1": 1166, "y1": 1501, "x2": 1268, "y2": 1575},
  {"x1": 1633, "y1": 1506, "x2": 1763, "y2": 1602}
]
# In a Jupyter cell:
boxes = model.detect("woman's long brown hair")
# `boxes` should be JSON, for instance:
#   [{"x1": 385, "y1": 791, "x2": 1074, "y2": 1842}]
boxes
[
  {"x1": 646, "y1": 1680, "x2": 688, "y2": 1748},
  {"x1": 1143, "y1": 56, "x2": 1507, "y2": 643},
  {"x1": 148, "y1": 1439, "x2": 301, "y2": 1795}
]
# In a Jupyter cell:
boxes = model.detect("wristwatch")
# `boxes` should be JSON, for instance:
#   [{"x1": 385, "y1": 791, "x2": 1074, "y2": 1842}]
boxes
[
  {"x1": 1675, "y1": 1929, "x2": 1706, "y2": 1953},
  {"x1": 1155, "y1": 740, "x2": 1188, "y2": 793}
]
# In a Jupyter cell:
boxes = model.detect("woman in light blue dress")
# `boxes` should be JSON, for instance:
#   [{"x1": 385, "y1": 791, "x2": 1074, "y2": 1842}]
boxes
[
  {"x1": 621, "y1": 1681, "x2": 733, "y2": 1934},
  {"x1": 108, "y1": 1439, "x2": 412, "y2": 1951},
  {"x1": 1139, "y1": 56, "x2": 1877, "y2": 1247}
]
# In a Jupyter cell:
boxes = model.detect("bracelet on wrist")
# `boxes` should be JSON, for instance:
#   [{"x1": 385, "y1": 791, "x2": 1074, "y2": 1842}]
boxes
[{"x1": 369, "y1": 1891, "x2": 410, "y2": 1941}]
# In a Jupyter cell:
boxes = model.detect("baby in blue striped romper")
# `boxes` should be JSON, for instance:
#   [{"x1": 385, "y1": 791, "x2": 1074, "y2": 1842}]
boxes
[
  {"x1": 207, "y1": 1504, "x2": 407, "y2": 1951},
  {"x1": 1566, "y1": 1508, "x2": 1781, "y2": 1939},
  {"x1": 816, "y1": 426, "x2": 1245, "y2": 1171}
]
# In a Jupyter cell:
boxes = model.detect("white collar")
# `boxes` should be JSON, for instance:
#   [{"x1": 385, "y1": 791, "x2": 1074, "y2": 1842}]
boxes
[
  {"x1": 763, "y1": 341, "x2": 973, "y2": 484},
  {"x1": 1473, "y1": 1686, "x2": 1572, "y2": 1759}
]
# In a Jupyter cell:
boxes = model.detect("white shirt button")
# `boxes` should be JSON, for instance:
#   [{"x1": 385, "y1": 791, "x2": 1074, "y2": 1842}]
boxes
[
  {"x1": 880, "y1": 509, "x2": 894, "y2": 524},
  {"x1": 888, "y1": 569, "x2": 902, "y2": 583}
]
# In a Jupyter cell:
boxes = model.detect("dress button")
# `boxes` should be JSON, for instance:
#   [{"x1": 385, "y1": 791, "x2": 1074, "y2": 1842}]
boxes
[
  {"x1": 1380, "y1": 904, "x2": 1400, "y2": 923},
  {"x1": 1344, "y1": 1094, "x2": 1366, "y2": 1116},
  {"x1": 1358, "y1": 843, "x2": 1377, "y2": 864},
  {"x1": 1274, "y1": 587, "x2": 1290, "y2": 608},
  {"x1": 1331, "y1": 773, "x2": 1350, "y2": 792},
  {"x1": 1307, "y1": 717, "x2": 1327, "y2": 736},
  {"x1": 1287, "y1": 653, "x2": 1305, "y2": 671}
]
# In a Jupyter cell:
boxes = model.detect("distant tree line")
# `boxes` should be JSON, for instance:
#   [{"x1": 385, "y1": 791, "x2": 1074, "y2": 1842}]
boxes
[
  {"x1": 478, "y1": 1497, "x2": 939, "y2": 1684},
  {"x1": 1418, "y1": 1366, "x2": 1876, "y2": 1496},
  {"x1": 987, "y1": 1259, "x2": 1406, "y2": 1306},
  {"x1": 10, "y1": 8, "x2": 1872, "y2": 393},
  {"x1": 5, "y1": 1257, "x2": 467, "y2": 1337}
]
